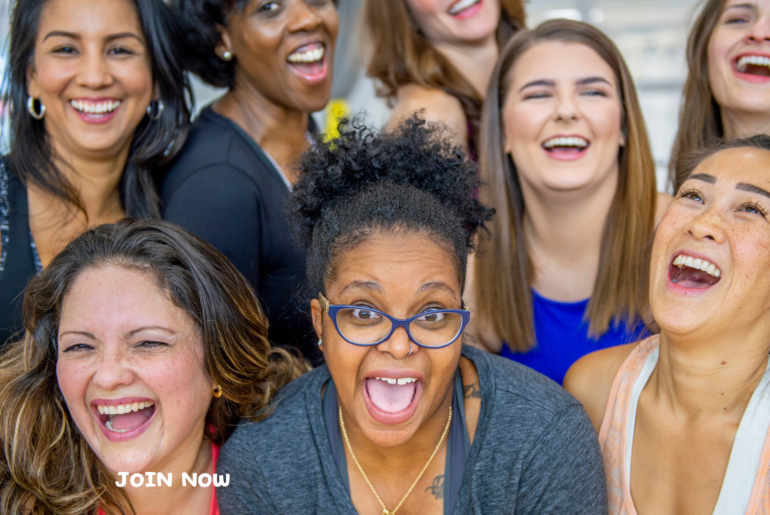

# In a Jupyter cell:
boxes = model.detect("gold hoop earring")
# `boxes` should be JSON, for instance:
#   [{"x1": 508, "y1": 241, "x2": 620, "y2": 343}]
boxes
[
  {"x1": 212, "y1": 385, "x2": 223, "y2": 398},
  {"x1": 27, "y1": 96, "x2": 45, "y2": 119}
]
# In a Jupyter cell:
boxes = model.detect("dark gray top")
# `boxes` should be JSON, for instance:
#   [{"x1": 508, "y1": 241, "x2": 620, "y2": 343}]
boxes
[{"x1": 217, "y1": 346, "x2": 608, "y2": 514}]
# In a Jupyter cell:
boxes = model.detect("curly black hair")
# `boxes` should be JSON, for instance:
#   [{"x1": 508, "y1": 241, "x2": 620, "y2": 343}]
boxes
[{"x1": 288, "y1": 115, "x2": 494, "y2": 296}]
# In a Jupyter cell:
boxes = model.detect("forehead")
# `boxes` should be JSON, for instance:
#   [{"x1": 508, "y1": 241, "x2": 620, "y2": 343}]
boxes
[
  {"x1": 689, "y1": 147, "x2": 770, "y2": 187},
  {"x1": 39, "y1": 0, "x2": 142, "y2": 38},
  {"x1": 60, "y1": 265, "x2": 193, "y2": 335},
  {"x1": 510, "y1": 40, "x2": 617, "y2": 87},
  {"x1": 329, "y1": 231, "x2": 461, "y2": 294}
]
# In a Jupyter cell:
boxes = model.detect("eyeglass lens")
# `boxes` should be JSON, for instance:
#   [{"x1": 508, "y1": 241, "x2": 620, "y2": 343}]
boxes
[{"x1": 335, "y1": 308, "x2": 463, "y2": 347}]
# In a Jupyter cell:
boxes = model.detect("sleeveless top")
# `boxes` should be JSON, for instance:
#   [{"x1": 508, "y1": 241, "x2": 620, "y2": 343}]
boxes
[
  {"x1": 501, "y1": 290, "x2": 648, "y2": 384},
  {"x1": 323, "y1": 371, "x2": 470, "y2": 515},
  {"x1": 97, "y1": 442, "x2": 220, "y2": 515},
  {"x1": 599, "y1": 335, "x2": 770, "y2": 514},
  {"x1": 0, "y1": 160, "x2": 42, "y2": 346}
]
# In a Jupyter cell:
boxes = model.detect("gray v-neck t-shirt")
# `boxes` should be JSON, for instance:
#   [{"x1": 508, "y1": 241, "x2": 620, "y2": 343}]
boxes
[{"x1": 217, "y1": 346, "x2": 608, "y2": 514}]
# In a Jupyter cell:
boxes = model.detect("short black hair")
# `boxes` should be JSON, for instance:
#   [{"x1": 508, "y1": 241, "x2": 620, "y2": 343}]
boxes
[{"x1": 288, "y1": 115, "x2": 494, "y2": 296}]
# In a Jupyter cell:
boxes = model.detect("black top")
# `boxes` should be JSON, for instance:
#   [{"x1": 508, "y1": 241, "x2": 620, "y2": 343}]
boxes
[
  {"x1": 0, "y1": 160, "x2": 42, "y2": 346},
  {"x1": 160, "y1": 107, "x2": 319, "y2": 363}
]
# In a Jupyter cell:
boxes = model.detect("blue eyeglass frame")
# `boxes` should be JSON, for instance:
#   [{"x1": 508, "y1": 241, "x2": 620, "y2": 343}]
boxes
[{"x1": 318, "y1": 292, "x2": 471, "y2": 349}]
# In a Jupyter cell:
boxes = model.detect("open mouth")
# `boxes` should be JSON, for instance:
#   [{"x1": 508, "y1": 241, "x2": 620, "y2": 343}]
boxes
[
  {"x1": 287, "y1": 43, "x2": 327, "y2": 83},
  {"x1": 542, "y1": 136, "x2": 590, "y2": 160},
  {"x1": 448, "y1": 0, "x2": 482, "y2": 16},
  {"x1": 94, "y1": 401, "x2": 156, "y2": 439},
  {"x1": 363, "y1": 375, "x2": 422, "y2": 425},
  {"x1": 668, "y1": 253, "x2": 722, "y2": 290},
  {"x1": 70, "y1": 99, "x2": 121, "y2": 120},
  {"x1": 735, "y1": 55, "x2": 770, "y2": 78}
]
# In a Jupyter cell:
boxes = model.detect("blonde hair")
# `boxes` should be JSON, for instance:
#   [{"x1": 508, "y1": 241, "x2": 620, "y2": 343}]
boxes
[
  {"x1": 475, "y1": 19, "x2": 657, "y2": 352},
  {"x1": 0, "y1": 220, "x2": 307, "y2": 515}
]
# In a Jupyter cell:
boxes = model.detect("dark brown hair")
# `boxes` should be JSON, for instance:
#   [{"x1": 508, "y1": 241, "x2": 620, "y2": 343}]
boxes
[
  {"x1": 361, "y1": 0, "x2": 525, "y2": 140},
  {"x1": 475, "y1": 19, "x2": 657, "y2": 352},
  {"x1": 670, "y1": 0, "x2": 726, "y2": 190},
  {"x1": 0, "y1": 219, "x2": 307, "y2": 515}
]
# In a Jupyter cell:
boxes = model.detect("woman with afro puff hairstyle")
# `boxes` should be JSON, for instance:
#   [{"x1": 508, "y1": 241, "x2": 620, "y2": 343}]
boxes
[
  {"x1": 216, "y1": 115, "x2": 608, "y2": 515},
  {"x1": 160, "y1": 0, "x2": 339, "y2": 364}
]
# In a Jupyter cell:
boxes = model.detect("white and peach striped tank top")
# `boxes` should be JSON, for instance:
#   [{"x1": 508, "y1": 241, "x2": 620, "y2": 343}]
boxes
[{"x1": 598, "y1": 335, "x2": 770, "y2": 515}]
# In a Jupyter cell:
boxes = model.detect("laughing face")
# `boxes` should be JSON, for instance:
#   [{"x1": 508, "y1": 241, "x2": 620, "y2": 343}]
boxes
[
  {"x1": 56, "y1": 265, "x2": 214, "y2": 474},
  {"x1": 310, "y1": 231, "x2": 463, "y2": 447},
  {"x1": 222, "y1": 0, "x2": 338, "y2": 113},
  {"x1": 709, "y1": 0, "x2": 770, "y2": 131},
  {"x1": 650, "y1": 147, "x2": 770, "y2": 339},
  {"x1": 405, "y1": 0, "x2": 500, "y2": 46},
  {"x1": 27, "y1": 0, "x2": 154, "y2": 161},
  {"x1": 502, "y1": 41, "x2": 624, "y2": 195}
]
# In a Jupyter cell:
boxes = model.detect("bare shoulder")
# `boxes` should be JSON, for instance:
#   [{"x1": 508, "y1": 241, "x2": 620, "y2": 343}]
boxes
[
  {"x1": 655, "y1": 191, "x2": 674, "y2": 226},
  {"x1": 388, "y1": 85, "x2": 467, "y2": 145},
  {"x1": 563, "y1": 342, "x2": 638, "y2": 433}
]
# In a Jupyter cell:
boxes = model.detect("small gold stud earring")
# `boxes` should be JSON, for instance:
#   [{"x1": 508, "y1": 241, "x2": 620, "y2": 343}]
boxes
[{"x1": 212, "y1": 385, "x2": 223, "y2": 398}]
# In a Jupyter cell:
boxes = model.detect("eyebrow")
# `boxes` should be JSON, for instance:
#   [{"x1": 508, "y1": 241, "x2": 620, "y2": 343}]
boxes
[
  {"x1": 59, "y1": 330, "x2": 96, "y2": 339},
  {"x1": 724, "y1": 3, "x2": 756, "y2": 13},
  {"x1": 737, "y1": 182, "x2": 770, "y2": 199},
  {"x1": 417, "y1": 281, "x2": 456, "y2": 296},
  {"x1": 688, "y1": 173, "x2": 717, "y2": 184},
  {"x1": 519, "y1": 76, "x2": 612, "y2": 93},
  {"x1": 125, "y1": 326, "x2": 176, "y2": 338},
  {"x1": 338, "y1": 280, "x2": 383, "y2": 297},
  {"x1": 43, "y1": 31, "x2": 144, "y2": 43}
]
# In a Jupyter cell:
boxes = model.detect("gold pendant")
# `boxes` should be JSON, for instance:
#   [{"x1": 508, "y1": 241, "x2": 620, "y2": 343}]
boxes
[{"x1": 382, "y1": 510, "x2": 391, "y2": 515}]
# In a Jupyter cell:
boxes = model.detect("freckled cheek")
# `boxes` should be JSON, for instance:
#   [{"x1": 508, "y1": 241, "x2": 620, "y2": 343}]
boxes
[
  {"x1": 56, "y1": 360, "x2": 96, "y2": 429},
  {"x1": 140, "y1": 354, "x2": 211, "y2": 421}
]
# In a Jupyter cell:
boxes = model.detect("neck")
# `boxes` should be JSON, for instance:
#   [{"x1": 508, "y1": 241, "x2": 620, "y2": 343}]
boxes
[
  {"x1": 721, "y1": 108, "x2": 770, "y2": 140},
  {"x1": 123, "y1": 435, "x2": 213, "y2": 515},
  {"x1": 431, "y1": 34, "x2": 499, "y2": 97},
  {"x1": 521, "y1": 168, "x2": 618, "y2": 301},
  {"x1": 342, "y1": 384, "x2": 453, "y2": 479},
  {"x1": 654, "y1": 326, "x2": 770, "y2": 419},
  {"x1": 214, "y1": 76, "x2": 309, "y2": 184}
]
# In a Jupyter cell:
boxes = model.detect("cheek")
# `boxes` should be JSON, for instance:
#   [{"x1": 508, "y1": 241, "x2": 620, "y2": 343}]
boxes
[
  {"x1": 504, "y1": 103, "x2": 543, "y2": 152},
  {"x1": 584, "y1": 102, "x2": 623, "y2": 144},
  {"x1": 56, "y1": 358, "x2": 93, "y2": 415},
  {"x1": 405, "y1": 0, "x2": 444, "y2": 17},
  {"x1": 145, "y1": 352, "x2": 212, "y2": 426}
]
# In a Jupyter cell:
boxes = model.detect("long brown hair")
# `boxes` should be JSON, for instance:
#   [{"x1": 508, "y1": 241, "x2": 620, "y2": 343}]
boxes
[
  {"x1": 0, "y1": 219, "x2": 307, "y2": 515},
  {"x1": 361, "y1": 0, "x2": 525, "y2": 137},
  {"x1": 670, "y1": 0, "x2": 725, "y2": 190},
  {"x1": 475, "y1": 19, "x2": 657, "y2": 352}
]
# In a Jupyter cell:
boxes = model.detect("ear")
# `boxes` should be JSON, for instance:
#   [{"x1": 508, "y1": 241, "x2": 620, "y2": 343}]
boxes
[
  {"x1": 26, "y1": 66, "x2": 39, "y2": 99},
  {"x1": 214, "y1": 23, "x2": 234, "y2": 60},
  {"x1": 310, "y1": 298, "x2": 324, "y2": 348}
]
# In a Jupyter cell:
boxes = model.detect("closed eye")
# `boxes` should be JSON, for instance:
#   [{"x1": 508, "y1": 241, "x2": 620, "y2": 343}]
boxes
[
  {"x1": 62, "y1": 343, "x2": 93, "y2": 353},
  {"x1": 136, "y1": 340, "x2": 169, "y2": 349},
  {"x1": 523, "y1": 92, "x2": 551, "y2": 100},
  {"x1": 582, "y1": 89, "x2": 607, "y2": 97},
  {"x1": 108, "y1": 46, "x2": 135, "y2": 56},
  {"x1": 52, "y1": 45, "x2": 78, "y2": 55}
]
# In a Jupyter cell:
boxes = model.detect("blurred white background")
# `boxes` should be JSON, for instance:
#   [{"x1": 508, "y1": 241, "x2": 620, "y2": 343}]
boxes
[{"x1": 0, "y1": 0, "x2": 705, "y2": 190}]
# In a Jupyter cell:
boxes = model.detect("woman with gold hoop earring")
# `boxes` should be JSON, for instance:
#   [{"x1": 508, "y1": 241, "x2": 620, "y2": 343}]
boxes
[
  {"x1": 216, "y1": 118, "x2": 607, "y2": 514},
  {"x1": 0, "y1": 0, "x2": 192, "y2": 346}
]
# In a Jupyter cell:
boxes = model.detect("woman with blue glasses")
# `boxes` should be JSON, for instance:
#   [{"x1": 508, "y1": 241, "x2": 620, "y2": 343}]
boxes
[{"x1": 216, "y1": 116, "x2": 608, "y2": 515}]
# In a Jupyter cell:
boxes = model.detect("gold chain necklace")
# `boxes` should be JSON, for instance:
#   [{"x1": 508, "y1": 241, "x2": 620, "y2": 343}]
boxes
[{"x1": 338, "y1": 405, "x2": 452, "y2": 515}]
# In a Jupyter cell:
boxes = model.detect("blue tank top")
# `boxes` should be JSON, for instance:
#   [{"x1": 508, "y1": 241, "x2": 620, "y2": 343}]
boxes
[{"x1": 500, "y1": 290, "x2": 648, "y2": 385}]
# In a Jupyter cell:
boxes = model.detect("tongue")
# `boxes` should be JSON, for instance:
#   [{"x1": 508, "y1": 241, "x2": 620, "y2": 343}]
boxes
[
  {"x1": 366, "y1": 378, "x2": 416, "y2": 413},
  {"x1": 288, "y1": 60, "x2": 323, "y2": 76},
  {"x1": 110, "y1": 407, "x2": 153, "y2": 431},
  {"x1": 743, "y1": 64, "x2": 770, "y2": 77},
  {"x1": 672, "y1": 266, "x2": 719, "y2": 288}
]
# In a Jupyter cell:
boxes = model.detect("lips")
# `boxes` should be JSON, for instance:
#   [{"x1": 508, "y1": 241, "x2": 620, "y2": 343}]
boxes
[
  {"x1": 732, "y1": 53, "x2": 770, "y2": 83},
  {"x1": 92, "y1": 398, "x2": 157, "y2": 442},
  {"x1": 667, "y1": 251, "x2": 722, "y2": 292},
  {"x1": 286, "y1": 42, "x2": 328, "y2": 84},
  {"x1": 362, "y1": 371, "x2": 424, "y2": 425}
]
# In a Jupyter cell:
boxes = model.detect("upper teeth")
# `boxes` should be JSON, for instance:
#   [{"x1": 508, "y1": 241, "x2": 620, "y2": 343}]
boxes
[
  {"x1": 97, "y1": 401, "x2": 154, "y2": 415},
  {"x1": 374, "y1": 377, "x2": 417, "y2": 385},
  {"x1": 448, "y1": 0, "x2": 480, "y2": 15},
  {"x1": 70, "y1": 100, "x2": 121, "y2": 115},
  {"x1": 673, "y1": 254, "x2": 721, "y2": 278},
  {"x1": 737, "y1": 55, "x2": 770, "y2": 71},
  {"x1": 543, "y1": 136, "x2": 589, "y2": 149},
  {"x1": 288, "y1": 46, "x2": 324, "y2": 63}
]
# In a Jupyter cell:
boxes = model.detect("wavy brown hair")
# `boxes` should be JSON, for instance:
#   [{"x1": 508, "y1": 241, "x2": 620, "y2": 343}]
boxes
[
  {"x1": 0, "y1": 219, "x2": 307, "y2": 515},
  {"x1": 361, "y1": 0, "x2": 525, "y2": 141},
  {"x1": 475, "y1": 19, "x2": 657, "y2": 352},
  {"x1": 670, "y1": 0, "x2": 726, "y2": 190}
]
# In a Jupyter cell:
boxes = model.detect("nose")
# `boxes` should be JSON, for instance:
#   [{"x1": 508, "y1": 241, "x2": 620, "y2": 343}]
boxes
[
  {"x1": 377, "y1": 326, "x2": 415, "y2": 359},
  {"x1": 687, "y1": 208, "x2": 726, "y2": 244},
  {"x1": 77, "y1": 47, "x2": 113, "y2": 90},
  {"x1": 287, "y1": 1, "x2": 323, "y2": 33},
  {"x1": 91, "y1": 346, "x2": 135, "y2": 391},
  {"x1": 553, "y1": 91, "x2": 580, "y2": 123},
  {"x1": 747, "y1": 15, "x2": 770, "y2": 43}
]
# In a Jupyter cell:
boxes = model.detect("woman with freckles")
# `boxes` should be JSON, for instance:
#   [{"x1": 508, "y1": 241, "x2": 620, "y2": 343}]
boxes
[
  {"x1": 472, "y1": 20, "x2": 667, "y2": 384},
  {"x1": 0, "y1": 0, "x2": 191, "y2": 346},
  {"x1": 0, "y1": 219, "x2": 306, "y2": 515},
  {"x1": 162, "y1": 0, "x2": 339, "y2": 364},
  {"x1": 672, "y1": 0, "x2": 770, "y2": 189},
  {"x1": 566, "y1": 135, "x2": 770, "y2": 514},
  {"x1": 216, "y1": 117, "x2": 608, "y2": 515}
]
